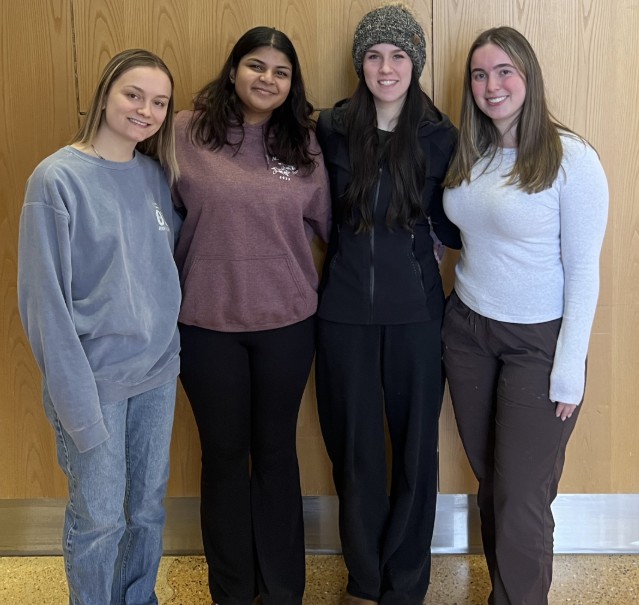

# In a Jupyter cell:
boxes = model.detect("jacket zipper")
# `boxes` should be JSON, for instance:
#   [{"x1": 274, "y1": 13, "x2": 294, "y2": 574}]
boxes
[{"x1": 369, "y1": 169, "x2": 382, "y2": 321}]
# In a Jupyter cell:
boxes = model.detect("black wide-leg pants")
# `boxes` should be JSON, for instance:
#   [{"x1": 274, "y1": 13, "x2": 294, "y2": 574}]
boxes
[
  {"x1": 315, "y1": 319, "x2": 444, "y2": 605},
  {"x1": 179, "y1": 318, "x2": 315, "y2": 605}
]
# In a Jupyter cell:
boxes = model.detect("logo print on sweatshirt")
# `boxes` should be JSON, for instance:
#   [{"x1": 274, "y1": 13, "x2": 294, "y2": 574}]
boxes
[
  {"x1": 271, "y1": 157, "x2": 298, "y2": 181},
  {"x1": 153, "y1": 203, "x2": 170, "y2": 232}
]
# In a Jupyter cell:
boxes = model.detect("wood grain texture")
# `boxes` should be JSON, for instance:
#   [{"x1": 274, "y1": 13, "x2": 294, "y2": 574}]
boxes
[
  {"x1": 73, "y1": 0, "x2": 192, "y2": 110},
  {"x1": 0, "y1": 0, "x2": 77, "y2": 498},
  {"x1": 606, "y1": 1, "x2": 639, "y2": 492},
  {"x1": 2, "y1": 0, "x2": 637, "y2": 500}
]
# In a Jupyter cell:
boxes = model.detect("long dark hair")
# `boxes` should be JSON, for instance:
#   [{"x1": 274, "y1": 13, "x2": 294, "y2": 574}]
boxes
[
  {"x1": 188, "y1": 26, "x2": 316, "y2": 174},
  {"x1": 343, "y1": 76, "x2": 435, "y2": 232}
]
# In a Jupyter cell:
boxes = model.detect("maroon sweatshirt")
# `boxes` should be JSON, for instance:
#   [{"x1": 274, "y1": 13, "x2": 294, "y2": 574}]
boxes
[{"x1": 173, "y1": 110, "x2": 331, "y2": 332}]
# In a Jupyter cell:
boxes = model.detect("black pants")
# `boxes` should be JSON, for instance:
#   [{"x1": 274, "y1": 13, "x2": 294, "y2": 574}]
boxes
[
  {"x1": 442, "y1": 292, "x2": 580, "y2": 605},
  {"x1": 179, "y1": 318, "x2": 315, "y2": 605},
  {"x1": 315, "y1": 319, "x2": 443, "y2": 605}
]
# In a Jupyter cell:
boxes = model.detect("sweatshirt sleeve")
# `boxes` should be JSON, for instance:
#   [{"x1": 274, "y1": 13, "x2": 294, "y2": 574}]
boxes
[
  {"x1": 549, "y1": 139, "x2": 608, "y2": 404},
  {"x1": 18, "y1": 171, "x2": 108, "y2": 452},
  {"x1": 304, "y1": 131, "x2": 332, "y2": 243}
]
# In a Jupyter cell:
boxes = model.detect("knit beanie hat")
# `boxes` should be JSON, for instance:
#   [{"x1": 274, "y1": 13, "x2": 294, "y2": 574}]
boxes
[{"x1": 352, "y1": 4, "x2": 426, "y2": 78}]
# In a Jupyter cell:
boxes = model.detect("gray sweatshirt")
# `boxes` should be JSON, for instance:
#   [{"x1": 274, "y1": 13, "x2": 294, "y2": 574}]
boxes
[
  {"x1": 18, "y1": 147, "x2": 181, "y2": 452},
  {"x1": 443, "y1": 135, "x2": 608, "y2": 404}
]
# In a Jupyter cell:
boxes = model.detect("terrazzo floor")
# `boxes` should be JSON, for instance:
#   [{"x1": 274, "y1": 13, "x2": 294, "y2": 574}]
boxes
[{"x1": 1, "y1": 554, "x2": 638, "y2": 604}]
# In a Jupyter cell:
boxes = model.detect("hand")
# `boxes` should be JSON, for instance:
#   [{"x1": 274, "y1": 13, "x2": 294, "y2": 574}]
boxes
[{"x1": 555, "y1": 402, "x2": 577, "y2": 421}]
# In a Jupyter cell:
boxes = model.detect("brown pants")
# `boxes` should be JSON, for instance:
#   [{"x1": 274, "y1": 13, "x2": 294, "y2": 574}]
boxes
[{"x1": 442, "y1": 292, "x2": 580, "y2": 605}]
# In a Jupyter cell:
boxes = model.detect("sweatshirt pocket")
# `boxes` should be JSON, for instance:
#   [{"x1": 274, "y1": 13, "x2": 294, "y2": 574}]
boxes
[{"x1": 180, "y1": 254, "x2": 310, "y2": 329}]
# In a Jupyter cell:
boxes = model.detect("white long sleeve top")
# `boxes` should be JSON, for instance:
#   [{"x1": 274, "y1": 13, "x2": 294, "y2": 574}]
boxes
[{"x1": 443, "y1": 134, "x2": 608, "y2": 404}]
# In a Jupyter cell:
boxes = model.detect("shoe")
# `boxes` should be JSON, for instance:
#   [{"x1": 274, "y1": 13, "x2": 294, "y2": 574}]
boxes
[{"x1": 341, "y1": 593, "x2": 378, "y2": 605}]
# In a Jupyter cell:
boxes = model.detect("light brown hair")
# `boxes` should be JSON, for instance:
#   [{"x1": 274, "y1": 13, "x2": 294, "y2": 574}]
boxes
[
  {"x1": 70, "y1": 48, "x2": 179, "y2": 185},
  {"x1": 444, "y1": 26, "x2": 576, "y2": 193}
]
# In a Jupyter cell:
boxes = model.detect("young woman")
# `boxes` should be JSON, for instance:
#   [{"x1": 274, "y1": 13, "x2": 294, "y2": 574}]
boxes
[
  {"x1": 172, "y1": 26, "x2": 330, "y2": 605},
  {"x1": 314, "y1": 5, "x2": 461, "y2": 604},
  {"x1": 442, "y1": 26, "x2": 608, "y2": 605},
  {"x1": 18, "y1": 49, "x2": 181, "y2": 604}
]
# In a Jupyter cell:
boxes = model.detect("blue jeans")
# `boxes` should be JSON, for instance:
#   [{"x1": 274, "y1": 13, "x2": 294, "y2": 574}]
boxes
[{"x1": 43, "y1": 380, "x2": 177, "y2": 605}]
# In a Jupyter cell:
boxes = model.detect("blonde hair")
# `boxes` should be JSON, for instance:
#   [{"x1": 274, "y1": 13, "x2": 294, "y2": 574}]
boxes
[{"x1": 70, "y1": 48, "x2": 179, "y2": 185}]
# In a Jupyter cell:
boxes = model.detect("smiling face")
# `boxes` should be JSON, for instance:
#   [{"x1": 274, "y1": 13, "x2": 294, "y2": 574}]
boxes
[
  {"x1": 230, "y1": 46, "x2": 293, "y2": 124},
  {"x1": 470, "y1": 42, "x2": 527, "y2": 142},
  {"x1": 362, "y1": 43, "x2": 413, "y2": 112},
  {"x1": 99, "y1": 66, "x2": 171, "y2": 149}
]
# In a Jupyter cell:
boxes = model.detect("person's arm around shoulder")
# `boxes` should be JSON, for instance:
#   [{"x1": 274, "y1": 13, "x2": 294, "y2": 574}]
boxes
[
  {"x1": 429, "y1": 122, "x2": 462, "y2": 250},
  {"x1": 315, "y1": 109, "x2": 333, "y2": 151}
]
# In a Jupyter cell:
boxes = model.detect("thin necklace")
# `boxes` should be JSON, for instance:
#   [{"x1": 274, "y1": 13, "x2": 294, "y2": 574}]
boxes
[{"x1": 91, "y1": 143, "x2": 106, "y2": 160}]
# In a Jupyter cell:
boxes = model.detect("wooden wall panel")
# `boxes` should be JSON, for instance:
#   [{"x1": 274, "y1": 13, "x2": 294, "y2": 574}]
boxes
[
  {"x1": 605, "y1": 0, "x2": 639, "y2": 492},
  {"x1": 0, "y1": 0, "x2": 77, "y2": 498},
  {"x1": 434, "y1": 0, "x2": 639, "y2": 493},
  {"x1": 73, "y1": 0, "x2": 192, "y2": 111},
  {"x1": 2, "y1": 0, "x2": 637, "y2": 501}
]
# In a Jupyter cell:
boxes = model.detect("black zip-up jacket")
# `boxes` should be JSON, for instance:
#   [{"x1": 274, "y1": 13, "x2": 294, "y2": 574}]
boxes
[{"x1": 316, "y1": 102, "x2": 461, "y2": 325}]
